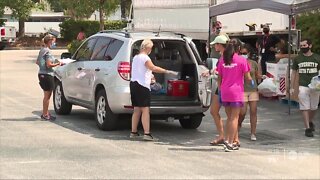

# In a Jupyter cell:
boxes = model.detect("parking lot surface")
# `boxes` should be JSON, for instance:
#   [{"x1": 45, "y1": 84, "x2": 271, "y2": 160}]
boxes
[{"x1": 0, "y1": 50, "x2": 319, "y2": 179}]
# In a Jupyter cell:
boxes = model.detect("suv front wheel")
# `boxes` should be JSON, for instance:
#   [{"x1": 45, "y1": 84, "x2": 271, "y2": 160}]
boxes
[
  {"x1": 53, "y1": 81, "x2": 72, "y2": 115},
  {"x1": 95, "y1": 90, "x2": 118, "y2": 131},
  {"x1": 179, "y1": 114, "x2": 203, "y2": 129}
]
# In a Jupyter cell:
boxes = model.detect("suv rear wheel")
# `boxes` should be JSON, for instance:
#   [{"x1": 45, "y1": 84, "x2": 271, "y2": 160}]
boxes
[
  {"x1": 53, "y1": 81, "x2": 72, "y2": 115},
  {"x1": 179, "y1": 114, "x2": 203, "y2": 129},
  {"x1": 95, "y1": 90, "x2": 118, "y2": 131}
]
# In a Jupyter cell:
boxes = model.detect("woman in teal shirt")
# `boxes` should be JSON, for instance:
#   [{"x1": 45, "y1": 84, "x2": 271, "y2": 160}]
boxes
[{"x1": 36, "y1": 34, "x2": 63, "y2": 121}]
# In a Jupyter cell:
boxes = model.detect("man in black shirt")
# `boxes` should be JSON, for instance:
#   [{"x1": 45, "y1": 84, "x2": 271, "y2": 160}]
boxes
[{"x1": 256, "y1": 24, "x2": 280, "y2": 75}]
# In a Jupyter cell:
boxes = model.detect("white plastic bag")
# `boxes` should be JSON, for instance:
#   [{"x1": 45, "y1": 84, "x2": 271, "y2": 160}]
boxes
[
  {"x1": 257, "y1": 78, "x2": 277, "y2": 97},
  {"x1": 308, "y1": 75, "x2": 320, "y2": 91}
]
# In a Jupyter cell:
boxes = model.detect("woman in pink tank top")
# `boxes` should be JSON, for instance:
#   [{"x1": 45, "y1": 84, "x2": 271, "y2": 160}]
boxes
[{"x1": 213, "y1": 37, "x2": 252, "y2": 152}]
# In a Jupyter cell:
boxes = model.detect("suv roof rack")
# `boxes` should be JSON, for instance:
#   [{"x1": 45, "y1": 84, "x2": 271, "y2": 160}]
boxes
[
  {"x1": 98, "y1": 30, "x2": 131, "y2": 38},
  {"x1": 152, "y1": 31, "x2": 186, "y2": 38}
]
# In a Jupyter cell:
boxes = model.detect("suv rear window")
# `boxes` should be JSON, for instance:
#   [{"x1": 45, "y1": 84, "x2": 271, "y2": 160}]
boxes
[
  {"x1": 132, "y1": 40, "x2": 192, "y2": 63},
  {"x1": 74, "y1": 38, "x2": 97, "y2": 61},
  {"x1": 91, "y1": 37, "x2": 124, "y2": 61}
]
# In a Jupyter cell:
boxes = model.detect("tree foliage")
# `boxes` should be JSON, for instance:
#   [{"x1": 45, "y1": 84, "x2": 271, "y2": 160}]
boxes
[
  {"x1": 120, "y1": 0, "x2": 131, "y2": 19},
  {"x1": 45, "y1": 0, "x2": 64, "y2": 12},
  {"x1": 47, "y1": 0, "x2": 120, "y2": 20},
  {"x1": 297, "y1": 9, "x2": 320, "y2": 53},
  {"x1": 1, "y1": 0, "x2": 35, "y2": 37}
]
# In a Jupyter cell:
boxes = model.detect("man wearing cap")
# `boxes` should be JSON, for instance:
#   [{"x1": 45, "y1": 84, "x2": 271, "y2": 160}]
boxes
[
  {"x1": 256, "y1": 24, "x2": 280, "y2": 75},
  {"x1": 209, "y1": 21, "x2": 224, "y2": 58}
]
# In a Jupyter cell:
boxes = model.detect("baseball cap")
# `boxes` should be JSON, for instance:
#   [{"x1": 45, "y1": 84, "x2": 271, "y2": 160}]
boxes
[{"x1": 210, "y1": 35, "x2": 229, "y2": 45}]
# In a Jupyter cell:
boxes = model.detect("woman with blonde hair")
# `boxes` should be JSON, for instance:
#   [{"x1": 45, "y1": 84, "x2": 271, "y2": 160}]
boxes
[
  {"x1": 36, "y1": 34, "x2": 63, "y2": 120},
  {"x1": 130, "y1": 39, "x2": 177, "y2": 141}
]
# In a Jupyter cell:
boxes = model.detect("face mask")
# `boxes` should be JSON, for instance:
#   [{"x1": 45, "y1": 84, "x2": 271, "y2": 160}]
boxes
[
  {"x1": 263, "y1": 29, "x2": 269, "y2": 34},
  {"x1": 300, "y1": 47, "x2": 310, "y2": 53},
  {"x1": 51, "y1": 42, "x2": 56, "y2": 48},
  {"x1": 241, "y1": 54, "x2": 248, "y2": 59}
]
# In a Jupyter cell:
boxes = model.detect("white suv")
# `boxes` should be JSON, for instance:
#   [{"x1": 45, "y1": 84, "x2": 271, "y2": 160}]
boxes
[{"x1": 54, "y1": 31, "x2": 213, "y2": 130}]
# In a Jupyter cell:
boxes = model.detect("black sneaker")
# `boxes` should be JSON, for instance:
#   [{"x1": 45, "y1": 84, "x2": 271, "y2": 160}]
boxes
[
  {"x1": 40, "y1": 114, "x2": 56, "y2": 121},
  {"x1": 143, "y1": 133, "x2": 158, "y2": 141},
  {"x1": 305, "y1": 128, "x2": 314, "y2": 137},
  {"x1": 309, "y1": 122, "x2": 315, "y2": 132},
  {"x1": 129, "y1": 132, "x2": 140, "y2": 139},
  {"x1": 49, "y1": 114, "x2": 56, "y2": 121}
]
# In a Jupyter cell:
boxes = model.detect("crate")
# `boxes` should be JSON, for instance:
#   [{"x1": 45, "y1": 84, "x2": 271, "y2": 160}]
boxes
[{"x1": 167, "y1": 80, "x2": 189, "y2": 97}]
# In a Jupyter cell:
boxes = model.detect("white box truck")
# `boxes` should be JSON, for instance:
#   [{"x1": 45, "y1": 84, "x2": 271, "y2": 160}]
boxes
[
  {"x1": 0, "y1": 25, "x2": 16, "y2": 50},
  {"x1": 129, "y1": 0, "x2": 299, "y2": 59}
]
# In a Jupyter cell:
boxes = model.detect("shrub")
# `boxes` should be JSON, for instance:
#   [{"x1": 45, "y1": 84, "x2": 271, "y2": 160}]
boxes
[
  {"x1": 67, "y1": 40, "x2": 83, "y2": 55},
  {"x1": 297, "y1": 11, "x2": 320, "y2": 53},
  {"x1": 60, "y1": 19, "x2": 127, "y2": 41}
]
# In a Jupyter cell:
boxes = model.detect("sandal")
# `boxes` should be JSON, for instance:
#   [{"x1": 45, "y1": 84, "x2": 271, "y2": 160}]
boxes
[{"x1": 209, "y1": 138, "x2": 224, "y2": 146}]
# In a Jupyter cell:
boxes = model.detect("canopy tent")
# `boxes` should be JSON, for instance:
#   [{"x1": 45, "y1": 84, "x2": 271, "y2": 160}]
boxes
[
  {"x1": 209, "y1": 0, "x2": 320, "y2": 114},
  {"x1": 209, "y1": 0, "x2": 320, "y2": 17}
]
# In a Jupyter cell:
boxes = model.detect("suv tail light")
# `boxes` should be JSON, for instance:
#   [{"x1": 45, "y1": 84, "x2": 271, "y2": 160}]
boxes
[
  {"x1": 0, "y1": 28, "x2": 5, "y2": 36},
  {"x1": 118, "y1": 61, "x2": 130, "y2": 81}
]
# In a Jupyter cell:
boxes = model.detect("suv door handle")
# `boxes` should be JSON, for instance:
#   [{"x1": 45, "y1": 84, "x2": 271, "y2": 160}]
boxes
[
  {"x1": 95, "y1": 68, "x2": 100, "y2": 72},
  {"x1": 77, "y1": 67, "x2": 85, "y2": 71}
]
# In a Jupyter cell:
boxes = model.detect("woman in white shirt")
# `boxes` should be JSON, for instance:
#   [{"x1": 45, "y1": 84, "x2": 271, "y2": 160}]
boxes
[{"x1": 130, "y1": 39, "x2": 177, "y2": 141}]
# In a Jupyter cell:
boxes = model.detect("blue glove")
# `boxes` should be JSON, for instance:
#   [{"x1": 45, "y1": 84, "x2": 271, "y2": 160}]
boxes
[{"x1": 251, "y1": 79, "x2": 255, "y2": 88}]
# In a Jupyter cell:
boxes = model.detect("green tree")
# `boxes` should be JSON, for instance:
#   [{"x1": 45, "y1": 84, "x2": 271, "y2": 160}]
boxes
[
  {"x1": 2, "y1": 0, "x2": 35, "y2": 37},
  {"x1": 45, "y1": 0, "x2": 64, "y2": 12},
  {"x1": 97, "y1": 0, "x2": 119, "y2": 30},
  {"x1": 50, "y1": 0, "x2": 119, "y2": 30},
  {"x1": 297, "y1": 9, "x2": 320, "y2": 53},
  {"x1": 120, "y1": 0, "x2": 131, "y2": 20},
  {"x1": 0, "y1": 1, "x2": 5, "y2": 19}
]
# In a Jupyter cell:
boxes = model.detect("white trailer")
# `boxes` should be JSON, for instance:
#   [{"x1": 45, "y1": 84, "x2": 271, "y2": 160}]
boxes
[
  {"x1": 131, "y1": 0, "x2": 210, "y2": 40},
  {"x1": 130, "y1": 0, "x2": 300, "y2": 59},
  {"x1": 131, "y1": 0, "x2": 290, "y2": 38}
]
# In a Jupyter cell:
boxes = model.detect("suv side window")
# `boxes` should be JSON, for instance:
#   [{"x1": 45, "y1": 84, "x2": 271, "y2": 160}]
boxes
[
  {"x1": 74, "y1": 38, "x2": 97, "y2": 61},
  {"x1": 90, "y1": 37, "x2": 111, "y2": 61},
  {"x1": 104, "y1": 38, "x2": 124, "y2": 61}
]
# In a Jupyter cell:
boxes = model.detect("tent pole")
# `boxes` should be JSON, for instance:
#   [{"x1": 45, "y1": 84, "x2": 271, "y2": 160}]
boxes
[
  {"x1": 208, "y1": 16, "x2": 212, "y2": 58},
  {"x1": 288, "y1": 14, "x2": 293, "y2": 115}
]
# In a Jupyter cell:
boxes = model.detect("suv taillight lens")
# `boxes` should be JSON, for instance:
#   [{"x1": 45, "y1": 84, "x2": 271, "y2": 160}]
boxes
[
  {"x1": 0, "y1": 28, "x2": 5, "y2": 36},
  {"x1": 118, "y1": 61, "x2": 130, "y2": 81}
]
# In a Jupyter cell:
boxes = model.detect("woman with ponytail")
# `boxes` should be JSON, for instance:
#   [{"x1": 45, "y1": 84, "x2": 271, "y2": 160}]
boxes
[{"x1": 214, "y1": 36, "x2": 252, "y2": 152}]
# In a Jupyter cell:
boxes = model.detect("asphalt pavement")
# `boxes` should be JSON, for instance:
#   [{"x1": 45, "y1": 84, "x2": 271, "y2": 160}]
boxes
[{"x1": 0, "y1": 50, "x2": 319, "y2": 179}]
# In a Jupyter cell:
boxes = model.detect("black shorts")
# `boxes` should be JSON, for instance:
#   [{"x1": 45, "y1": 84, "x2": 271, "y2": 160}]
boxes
[
  {"x1": 130, "y1": 81, "x2": 150, "y2": 107},
  {"x1": 38, "y1": 74, "x2": 55, "y2": 91},
  {"x1": 215, "y1": 88, "x2": 219, "y2": 95}
]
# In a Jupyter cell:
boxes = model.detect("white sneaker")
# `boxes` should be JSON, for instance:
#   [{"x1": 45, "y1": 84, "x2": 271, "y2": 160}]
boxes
[{"x1": 250, "y1": 134, "x2": 257, "y2": 141}]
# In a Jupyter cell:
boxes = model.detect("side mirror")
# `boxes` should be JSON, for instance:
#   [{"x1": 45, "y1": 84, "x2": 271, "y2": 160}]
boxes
[{"x1": 61, "y1": 52, "x2": 72, "y2": 59}]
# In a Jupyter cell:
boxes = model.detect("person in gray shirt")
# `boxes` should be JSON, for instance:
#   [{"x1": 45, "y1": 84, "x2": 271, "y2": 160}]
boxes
[{"x1": 36, "y1": 34, "x2": 63, "y2": 121}]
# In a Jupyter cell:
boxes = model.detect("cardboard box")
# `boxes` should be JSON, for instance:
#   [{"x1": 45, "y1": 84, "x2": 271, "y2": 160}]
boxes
[{"x1": 167, "y1": 80, "x2": 189, "y2": 97}]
